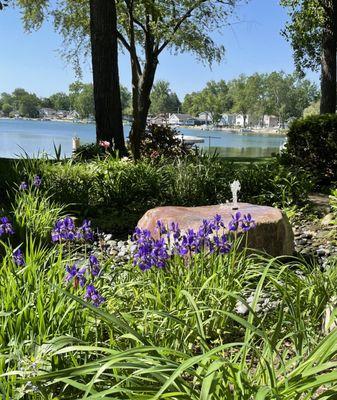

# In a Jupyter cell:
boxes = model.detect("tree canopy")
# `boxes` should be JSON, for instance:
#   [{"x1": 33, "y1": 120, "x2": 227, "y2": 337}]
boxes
[
  {"x1": 183, "y1": 80, "x2": 232, "y2": 123},
  {"x1": 281, "y1": 0, "x2": 337, "y2": 113},
  {"x1": 182, "y1": 72, "x2": 318, "y2": 126},
  {"x1": 150, "y1": 81, "x2": 181, "y2": 115}
]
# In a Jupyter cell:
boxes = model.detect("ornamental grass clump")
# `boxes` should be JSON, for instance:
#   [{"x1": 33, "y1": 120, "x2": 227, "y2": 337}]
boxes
[
  {"x1": 12, "y1": 176, "x2": 65, "y2": 244},
  {"x1": 131, "y1": 212, "x2": 255, "y2": 271}
]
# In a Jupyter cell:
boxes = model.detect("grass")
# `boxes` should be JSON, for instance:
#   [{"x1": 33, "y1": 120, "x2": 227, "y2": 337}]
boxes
[
  {"x1": 0, "y1": 159, "x2": 336, "y2": 398},
  {"x1": 7, "y1": 253, "x2": 337, "y2": 399}
]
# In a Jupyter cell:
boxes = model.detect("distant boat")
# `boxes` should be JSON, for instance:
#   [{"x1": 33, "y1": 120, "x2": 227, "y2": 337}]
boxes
[
  {"x1": 239, "y1": 128, "x2": 253, "y2": 133},
  {"x1": 176, "y1": 134, "x2": 205, "y2": 145}
]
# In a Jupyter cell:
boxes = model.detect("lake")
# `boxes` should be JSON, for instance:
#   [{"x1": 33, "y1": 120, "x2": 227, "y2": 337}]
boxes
[{"x1": 0, "y1": 119, "x2": 286, "y2": 158}]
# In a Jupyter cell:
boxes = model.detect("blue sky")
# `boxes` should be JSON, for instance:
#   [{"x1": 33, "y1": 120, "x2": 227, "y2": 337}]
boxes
[{"x1": 0, "y1": 0, "x2": 319, "y2": 100}]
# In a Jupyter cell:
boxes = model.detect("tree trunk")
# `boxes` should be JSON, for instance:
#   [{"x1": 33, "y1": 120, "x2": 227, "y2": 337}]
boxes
[
  {"x1": 89, "y1": 0, "x2": 127, "y2": 154},
  {"x1": 320, "y1": 0, "x2": 337, "y2": 114},
  {"x1": 130, "y1": 59, "x2": 158, "y2": 160}
]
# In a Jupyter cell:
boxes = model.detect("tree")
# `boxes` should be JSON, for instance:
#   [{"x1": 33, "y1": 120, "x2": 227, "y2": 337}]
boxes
[
  {"x1": 49, "y1": 92, "x2": 70, "y2": 110},
  {"x1": 16, "y1": 0, "x2": 241, "y2": 159},
  {"x1": 70, "y1": 83, "x2": 94, "y2": 119},
  {"x1": 18, "y1": 94, "x2": 40, "y2": 118},
  {"x1": 2, "y1": 103, "x2": 13, "y2": 116},
  {"x1": 303, "y1": 100, "x2": 320, "y2": 117},
  {"x1": 89, "y1": 0, "x2": 126, "y2": 154},
  {"x1": 228, "y1": 75, "x2": 251, "y2": 127},
  {"x1": 150, "y1": 80, "x2": 181, "y2": 116},
  {"x1": 120, "y1": 85, "x2": 132, "y2": 115},
  {"x1": 281, "y1": 0, "x2": 337, "y2": 114},
  {"x1": 182, "y1": 80, "x2": 232, "y2": 123},
  {"x1": 264, "y1": 72, "x2": 318, "y2": 126}
]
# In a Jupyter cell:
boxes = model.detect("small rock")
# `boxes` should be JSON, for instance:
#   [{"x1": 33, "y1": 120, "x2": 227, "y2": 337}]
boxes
[
  {"x1": 317, "y1": 248, "x2": 327, "y2": 257},
  {"x1": 236, "y1": 302, "x2": 249, "y2": 315}
]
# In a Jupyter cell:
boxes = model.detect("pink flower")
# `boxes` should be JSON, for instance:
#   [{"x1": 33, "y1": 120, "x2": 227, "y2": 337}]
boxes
[{"x1": 99, "y1": 140, "x2": 110, "y2": 151}]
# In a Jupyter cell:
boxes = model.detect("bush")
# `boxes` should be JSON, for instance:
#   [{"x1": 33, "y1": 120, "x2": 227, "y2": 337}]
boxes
[
  {"x1": 139, "y1": 124, "x2": 192, "y2": 158},
  {"x1": 283, "y1": 114, "x2": 337, "y2": 187},
  {"x1": 73, "y1": 142, "x2": 106, "y2": 161},
  {"x1": 1, "y1": 155, "x2": 313, "y2": 233}
]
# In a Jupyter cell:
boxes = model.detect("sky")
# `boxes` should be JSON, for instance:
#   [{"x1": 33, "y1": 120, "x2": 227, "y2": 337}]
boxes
[{"x1": 0, "y1": 0, "x2": 319, "y2": 100}]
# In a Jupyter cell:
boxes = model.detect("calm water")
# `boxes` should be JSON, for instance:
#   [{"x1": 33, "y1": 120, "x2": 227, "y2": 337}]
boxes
[{"x1": 0, "y1": 119, "x2": 286, "y2": 158}]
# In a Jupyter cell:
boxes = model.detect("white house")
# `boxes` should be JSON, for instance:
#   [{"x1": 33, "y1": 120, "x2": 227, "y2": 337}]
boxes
[
  {"x1": 56, "y1": 110, "x2": 68, "y2": 119},
  {"x1": 263, "y1": 115, "x2": 279, "y2": 128},
  {"x1": 149, "y1": 114, "x2": 168, "y2": 125},
  {"x1": 66, "y1": 110, "x2": 80, "y2": 120},
  {"x1": 198, "y1": 111, "x2": 213, "y2": 124},
  {"x1": 235, "y1": 114, "x2": 249, "y2": 127},
  {"x1": 39, "y1": 108, "x2": 57, "y2": 118},
  {"x1": 219, "y1": 113, "x2": 236, "y2": 126},
  {"x1": 168, "y1": 113, "x2": 196, "y2": 126}
]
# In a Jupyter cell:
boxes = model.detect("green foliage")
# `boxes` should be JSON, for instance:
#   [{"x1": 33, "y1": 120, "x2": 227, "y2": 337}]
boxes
[
  {"x1": 69, "y1": 81, "x2": 94, "y2": 119},
  {"x1": 2, "y1": 155, "x2": 311, "y2": 234},
  {"x1": 0, "y1": 89, "x2": 41, "y2": 118},
  {"x1": 73, "y1": 143, "x2": 106, "y2": 161},
  {"x1": 182, "y1": 73, "x2": 318, "y2": 127},
  {"x1": 303, "y1": 99, "x2": 320, "y2": 117},
  {"x1": 329, "y1": 188, "x2": 337, "y2": 219},
  {"x1": 10, "y1": 253, "x2": 337, "y2": 398},
  {"x1": 49, "y1": 91, "x2": 70, "y2": 111},
  {"x1": 120, "y1": 85, "x2": 132, "y2": 115},
  {"x1": 280, "y1": 0, "x2": 325, "y2": 73},
  {"x1": 183, "y1": 80, "x2": 232, "y2": 123},
  {"x1": 283, "y1": 114, "x2": 337, "y2": 186},
  {"x1": 139, "y1": 124, "x2": 191, "y2": 159},
  {"x1": 11, "y1": 183, "x2": 65, "y2": 244},
  {"x1": 150, "y1": 80, "x2": 181, "y2": 115},
  {"x1": 0, "y1": 239, "x2": 95, "y2": 397},
  {"x1": 1, "y1": 103, "x2": 13, "y2": 116}
]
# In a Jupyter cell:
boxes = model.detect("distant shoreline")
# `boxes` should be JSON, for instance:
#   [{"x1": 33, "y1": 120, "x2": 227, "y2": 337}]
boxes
[
  {"x1": 176, "y1": 125, "x2": 287, "y2": 136},
  {"x1": 0, "y1": 117, "x2": 287, "y2": 136}
]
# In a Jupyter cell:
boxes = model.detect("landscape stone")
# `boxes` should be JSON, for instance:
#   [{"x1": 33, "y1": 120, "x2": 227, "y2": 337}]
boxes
[{"x1": 138, "y1": 203, "x2": 294, "y2": 257}]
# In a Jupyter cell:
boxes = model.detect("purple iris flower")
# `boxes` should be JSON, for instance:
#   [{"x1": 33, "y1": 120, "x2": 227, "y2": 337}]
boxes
[
  {"x1": 76, "y1": 219, "x2": 94, "y2": 242},
  {"x1": 228, "y1": 212, "x2": 242, "y2": 232},
  {"x1": 19, "y1": 182, "x2": 28, "y2": 190},
  {"x1": 0, "y1": 217, "x2": 14, "y2": 237},
  {"x1": 65, "y1": 264, "x2": 87, "y2": 288},
  {"x1": 156, "y1": 220, "x2": 167, "y2": 236},
  {"x1": 89, "y1": 254, "x2": 100, "y2": 276},
  {"x1": 13, "y1": 248, "x2": 25, "y2": 266},
  {"x1": 84, "y1": 284, "x2": 105, "y2": 307},
  {"x1": 131, "y1": 214, "x2": 255, "y2": 271},
  {"x1": 241, "y1": 214, "x2": 256, "y2": 232},
  {"x1": 213, "y1": 235, "x2": 231, "y2": 254},
  {"x1": 51, "y1": 217, "x2": 76, "y2": 242},
  {"x1": 33, "y1": 175, "x2": 42, "y2": 188}
]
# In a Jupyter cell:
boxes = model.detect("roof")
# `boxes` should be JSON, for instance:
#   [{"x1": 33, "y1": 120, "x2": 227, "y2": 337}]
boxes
[{"x1": 170, "y1": 113, "x2": 195, "y2": 120}]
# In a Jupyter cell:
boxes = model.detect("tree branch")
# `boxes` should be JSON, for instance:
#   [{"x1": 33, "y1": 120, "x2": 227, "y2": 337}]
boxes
[{"x1": 156, "y1": 0, "x2": 208, "y2": 55}]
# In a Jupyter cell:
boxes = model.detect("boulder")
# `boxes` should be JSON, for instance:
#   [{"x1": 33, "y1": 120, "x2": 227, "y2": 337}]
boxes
[{"x1": 137, "y1": 203, "x2": 294, "y2": 257}]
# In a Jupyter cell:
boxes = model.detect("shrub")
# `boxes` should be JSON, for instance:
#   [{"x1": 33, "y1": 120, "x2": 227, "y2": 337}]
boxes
[
  {"x1": 139, "y1": 124, "x2": 192, "y2": 159},
  {"x1": 12, "y1": 181, "x2": 65, "y2": 244},
  {"x1": 73, "y1": 142, "x2": 106, "y2": 161},
  {"x1": 0, "y1": 155, "x2": 313, "y2": 234},
  {"x1": 283, "y1": 114, "x2": 337, "y2": 187}
]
